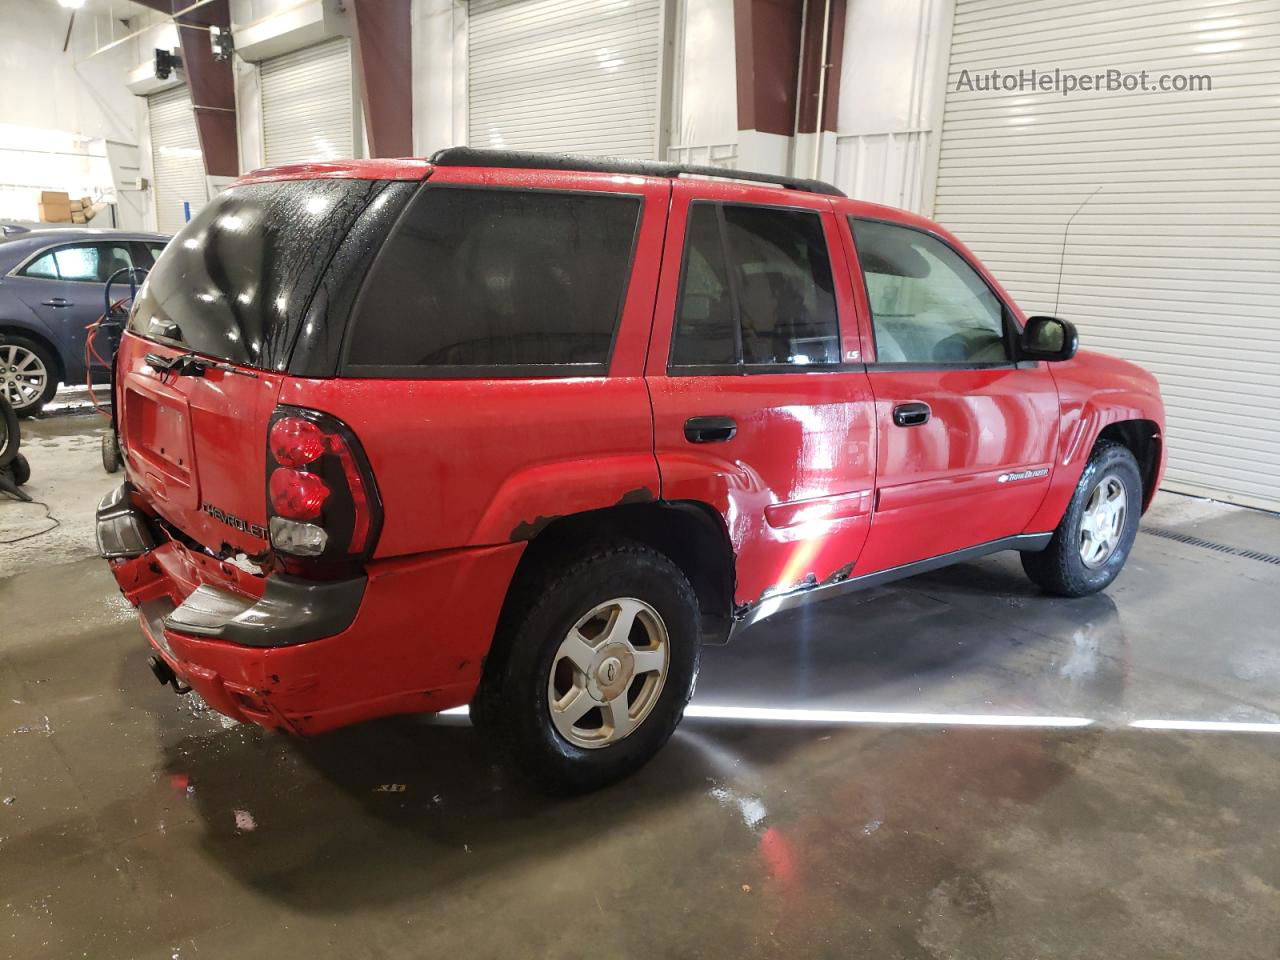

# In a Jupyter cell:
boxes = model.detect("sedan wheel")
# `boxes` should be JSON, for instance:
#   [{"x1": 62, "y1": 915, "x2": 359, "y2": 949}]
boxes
[{"x1": 1, "y1": 343, "x2": 50, "y2": 414}]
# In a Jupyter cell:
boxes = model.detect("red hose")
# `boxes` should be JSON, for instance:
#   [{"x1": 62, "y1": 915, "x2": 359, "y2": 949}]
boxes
[{"x1": 85, "y1": 298, "x2": 131, "y2": 418}]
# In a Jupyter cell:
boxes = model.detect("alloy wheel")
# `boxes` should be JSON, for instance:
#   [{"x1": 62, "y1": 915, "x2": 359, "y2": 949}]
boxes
[
  {"x1": 547, "y1": 597, "x2": 670, "y2": 749},
  {"x1": 0, "y1": 344, "x2": 49, "y2": 412},
  {"x1": 1079, "y1": 475, "x2": 1127, "y2": 569}
]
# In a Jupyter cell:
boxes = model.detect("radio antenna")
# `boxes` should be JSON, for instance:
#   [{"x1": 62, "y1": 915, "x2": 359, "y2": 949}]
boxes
[{"x1": 1054, "y1": 186, "x2": 1103, "y2": 315}]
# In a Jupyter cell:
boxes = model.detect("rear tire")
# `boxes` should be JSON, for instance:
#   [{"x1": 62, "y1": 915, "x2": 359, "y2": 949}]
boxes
[
  {"x1": 480, "y1": 542, "x2": 701, "y2": 794},
  {"x1": 1021, "y1": 441, "x2": 1142, "y2": 597},
  {"x1": 102, "y1": 433, "x2": 121, "y2": 473},
  {"x1": 0, "y1": 335, "x2": 58, "y2": 418}
]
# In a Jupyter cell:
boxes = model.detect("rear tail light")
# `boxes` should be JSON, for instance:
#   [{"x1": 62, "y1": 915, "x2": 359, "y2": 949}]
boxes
[{"x1": 265, "y1": 407, "x2": 382, "y2": 575}]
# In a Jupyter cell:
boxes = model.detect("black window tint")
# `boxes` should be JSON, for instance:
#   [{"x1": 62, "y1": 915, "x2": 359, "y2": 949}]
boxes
[
  {"x1": 670, "y1": 205, "x2": 736, "y2": 366},
  {"x1": 128, "y1": 178, "x2": 398, "y2": 370},
  {"x1": 346, "y1": 188, "x2": 641, "y2": 373},
  {"x1": 724, "y1": 206, "x2": 839, "y2": 366},
  {"x1": 851, "y1": 218, "x2": 1007, "y2": 364},
  {"x1": 670, "y1": 203, "x2": 840, "y2": 370}
]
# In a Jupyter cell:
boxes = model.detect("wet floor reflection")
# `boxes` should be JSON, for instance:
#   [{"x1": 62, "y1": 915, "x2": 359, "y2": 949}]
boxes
[{"x1": 3, "y1": 509, "x2": 1280, "y2": 958}]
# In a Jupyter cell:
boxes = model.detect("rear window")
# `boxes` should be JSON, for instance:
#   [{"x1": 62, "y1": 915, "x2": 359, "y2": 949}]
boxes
[
  {"x1": 343, "y1": 187, "x2": 642, "y2": 376},
  {"x1": 128, "y1": 178, "x2": 411, "y2": 371}
]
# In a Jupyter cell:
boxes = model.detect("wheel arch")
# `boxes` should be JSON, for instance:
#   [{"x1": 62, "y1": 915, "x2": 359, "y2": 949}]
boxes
[
  {"x1": 497, "y1": 499, "x2": 737, "y2": 651},
  {"x1": 1096, "y1": 419, "x2": 1162, "y2": 511}
]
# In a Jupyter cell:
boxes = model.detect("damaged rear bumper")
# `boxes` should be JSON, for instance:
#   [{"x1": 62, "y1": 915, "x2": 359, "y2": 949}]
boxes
[
  {"x1": 96, "y1": 485, "x2": 365, "y2": 648},
  {"x1": 97, "y1": 483, "x2": 525, "y2": 734}
]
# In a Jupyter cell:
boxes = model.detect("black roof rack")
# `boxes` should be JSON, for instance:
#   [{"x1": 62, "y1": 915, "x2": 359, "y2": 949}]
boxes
[{"x1": 429, "y1": 147, "x2": 846, "y2": 198}]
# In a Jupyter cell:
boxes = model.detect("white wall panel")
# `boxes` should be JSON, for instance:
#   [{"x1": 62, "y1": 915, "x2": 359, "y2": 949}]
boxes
[
  {"x1": 934, "y1": 0, "x2": 1280, "y2": 510},
  {"x1": 831, "y1": 0, "x2": 952, "y2": 212},
  {"x1": 467, "y1": 0, "x2": 665, "y2": 159},
  {"x1": 834, "y1": 130, "x2": 931, "y2": 210}
]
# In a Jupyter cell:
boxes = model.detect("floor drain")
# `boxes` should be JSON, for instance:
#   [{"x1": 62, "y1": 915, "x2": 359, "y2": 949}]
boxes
[{"x1": 1141, "y1": 526, "x2": 1280, "y2": 566}]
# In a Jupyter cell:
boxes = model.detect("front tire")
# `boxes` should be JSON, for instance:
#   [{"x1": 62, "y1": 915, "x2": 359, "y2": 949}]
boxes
[
  {"x1": 483, "y1": 543, "x2": 701, "y2": 794},
  {"x1": 0, "y1": 336, "x2": 58, "y2": 418},
  {"x1": 1021, "y1": 441, "x2": 1142, "y2": 597}
]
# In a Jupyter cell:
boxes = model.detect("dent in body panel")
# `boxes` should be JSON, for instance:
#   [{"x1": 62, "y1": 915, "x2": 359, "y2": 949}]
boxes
[{"x1": 1025, "y1": 351, "x2": 1166, "y2": 533}]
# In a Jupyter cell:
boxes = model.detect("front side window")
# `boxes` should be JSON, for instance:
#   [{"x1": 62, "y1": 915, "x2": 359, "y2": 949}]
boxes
[
  {"x1": 851, "y1": 219, "x2": 1007, "y2": 364},
  {"x1": 345, "y1": 187, "x2": 642, "y2": 374},
  {"x1": 671, "y1": 203, "x2": 840, "y2": 369}
]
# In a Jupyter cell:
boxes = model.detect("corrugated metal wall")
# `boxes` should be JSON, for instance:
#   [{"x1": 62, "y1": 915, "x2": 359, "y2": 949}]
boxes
[
  {"x1": 467, "y1": 0, "x2": 665, "y2": 159},
  {"x1": 261, "y1": 39, "x2": 355, "y2": 167},
  {"x1": 934, "y1": 0, "x2": 1280, "y2": 511},
  {"x1": 148, "y1": 85, "x2": 206, "y2": 235}
]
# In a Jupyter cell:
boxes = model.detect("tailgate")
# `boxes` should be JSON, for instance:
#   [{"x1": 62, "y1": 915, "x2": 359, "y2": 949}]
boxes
[{"x1": 119, "y1": 333, "x2": 283, "y2": 555}]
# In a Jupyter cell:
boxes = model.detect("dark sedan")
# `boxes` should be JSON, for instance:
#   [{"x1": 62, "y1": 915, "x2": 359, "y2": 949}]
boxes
[{"x1": 0, "y1": 225, "x2": 168, "y2": 415}]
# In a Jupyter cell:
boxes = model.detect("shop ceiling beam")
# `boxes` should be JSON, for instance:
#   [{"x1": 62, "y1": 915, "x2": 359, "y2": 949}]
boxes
[{"x1": 134, "y1": 0, "x2": 238, "y2": 178}]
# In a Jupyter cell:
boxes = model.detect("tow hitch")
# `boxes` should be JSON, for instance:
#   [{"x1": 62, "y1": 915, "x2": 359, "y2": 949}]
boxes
[{"x1": 147, "y1": 655, "x2": 192, "y2": 695}]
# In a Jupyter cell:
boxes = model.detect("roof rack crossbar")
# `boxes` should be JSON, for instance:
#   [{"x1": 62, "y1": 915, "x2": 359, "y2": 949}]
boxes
[{"x1": 428, "y1": 147, "x2": 846, "y2": 198}]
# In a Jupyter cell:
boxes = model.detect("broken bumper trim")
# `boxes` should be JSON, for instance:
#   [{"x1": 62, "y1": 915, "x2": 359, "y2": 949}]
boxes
[
  {"x1": 95, "y1": 483, "x2": 155, "y2": 559},
  {"x1": 166, "y1": 575, "x2": 367, "y2": 648},
  {"x1": 97, "y1": 482, "x2": 367, "y2": 648}
]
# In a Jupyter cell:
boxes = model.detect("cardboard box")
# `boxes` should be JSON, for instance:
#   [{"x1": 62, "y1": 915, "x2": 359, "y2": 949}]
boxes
[
  {"x1": 38, "y1": 200, "x2": 72, "y2": 223},
  {"x1": 71, "y1": 212, "x2": 87, "y2": 224},
  {"x1": 80, "y1": 196, "x2": 92, "y2": 208},
  {"x1": 40, "y1": 190, "x2": 70, "y2": 205}
]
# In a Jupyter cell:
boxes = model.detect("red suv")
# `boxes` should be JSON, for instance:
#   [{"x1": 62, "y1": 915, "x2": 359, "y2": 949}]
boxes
[{"x1": 98, "y1": 148, "x2": 1165, "y2": 791}]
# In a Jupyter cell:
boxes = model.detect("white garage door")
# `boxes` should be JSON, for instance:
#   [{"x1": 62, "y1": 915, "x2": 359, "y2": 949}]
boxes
[
  {"x1": 261, "y1": 39, "x2": 355, "y2": 167},
  {"x1": 934, "y1": 0, "x2": 1280, "y2": 511},
  {"x1": 148, "y1": 85, "x2": 206, "y2": 235},
  {"x1": 468, "y1": 0, "x2": 664, "y2": 159}
]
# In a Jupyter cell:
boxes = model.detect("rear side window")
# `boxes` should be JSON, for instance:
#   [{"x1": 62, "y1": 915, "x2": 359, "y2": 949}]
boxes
[
  {"x1": 670, "y1": 203, "x2": 840, "y2": 370},
  {"x1": 128, "y1": 178, "x2": 406, "y2": 370},
  {"x1": 344, "y1": 187, "x2": 642, "y2": 376}
]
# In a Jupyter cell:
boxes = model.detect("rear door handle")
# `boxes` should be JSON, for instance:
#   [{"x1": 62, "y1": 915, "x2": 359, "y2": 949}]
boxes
[
  {"x1": 684, "y1": 416, "x2": 737, "y2": 444},
  {"x1": 41, "y1": 298, "x2": 71, "y2": 307},
  {"x1": 892, "y1": 402, "x2": 931, "y2": 427}
]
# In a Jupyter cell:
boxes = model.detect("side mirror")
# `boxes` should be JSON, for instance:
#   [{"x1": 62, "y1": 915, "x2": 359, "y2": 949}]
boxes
[{"x1": 1019, "y1": 315, "x2": 1078, "y2": 362}]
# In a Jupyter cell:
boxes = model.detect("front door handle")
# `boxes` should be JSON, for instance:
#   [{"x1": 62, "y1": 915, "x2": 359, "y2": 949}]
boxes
[
  {"x1": 41, "y1": 298, "x2": 71, "y2": 308},
  {"x1": 892, "y1": 402, "x2": 931, "y2": 427},
  {"x1": 684, "y1": 416, "x2": 737, "y2": 444}
]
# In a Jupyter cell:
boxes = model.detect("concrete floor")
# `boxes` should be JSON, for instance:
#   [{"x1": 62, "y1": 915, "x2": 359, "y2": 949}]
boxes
[{"x1": 3, "y1": 410, "x2": 1280, "y2": 959}]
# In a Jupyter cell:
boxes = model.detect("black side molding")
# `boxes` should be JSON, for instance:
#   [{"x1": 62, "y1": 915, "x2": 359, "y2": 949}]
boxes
[{"x1": 729, "y1": 532, "x2": 1054, "y2": 638}]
